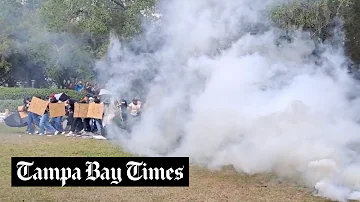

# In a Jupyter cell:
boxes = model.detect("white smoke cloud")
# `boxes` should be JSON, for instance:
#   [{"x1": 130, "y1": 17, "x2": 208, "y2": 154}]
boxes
[{"x1": 95, "y1": 0, "x2": 360, "y2": 201}]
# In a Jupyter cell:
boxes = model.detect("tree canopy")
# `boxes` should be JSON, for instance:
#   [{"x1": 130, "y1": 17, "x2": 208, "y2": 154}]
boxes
[
  {"x1": 2, "y1": 0, "x2": 360, "y2": 88},
  {"x1": 0, "y1": 0, "x2": 157, "y2": 88},
  {"x1": 270, "y1": 0, "x2": 360, "y2": 63}
]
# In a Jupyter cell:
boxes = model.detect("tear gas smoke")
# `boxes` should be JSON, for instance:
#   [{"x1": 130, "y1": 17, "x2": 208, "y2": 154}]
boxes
[
  {"x1": 96, "y1": 0, "x2": 360, "y2": 201},
  {"x1": 0, "y1": 1, "x2": 94, "y2": 87}
]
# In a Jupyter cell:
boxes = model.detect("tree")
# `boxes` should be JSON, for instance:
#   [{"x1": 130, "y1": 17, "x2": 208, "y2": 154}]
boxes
[
  {"x1": 0, "y1": 0, "x2": 23, "y2": 85},
  {"x1": 0, "y1": 0, "x2": 157, "y2": 87},
  {"x1": 270, "y1": 0, "x2": 351, "y2": 40},
  {"x1": 39, "y1": 0, "x2": 157, "y2": 55},
  {"x1": 38, "y1": 0, "x2": 157, "y2": 87},
  {"x1": 269, "y1": 0, "x2": 360, "y2": 64},
  {"x1": 342, "y1": 1, "x2": 360, "y2": 64}
]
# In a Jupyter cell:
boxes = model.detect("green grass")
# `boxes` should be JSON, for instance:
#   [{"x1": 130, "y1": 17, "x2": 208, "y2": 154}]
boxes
[
  {"x1": 0, "y1": 124, "x2": 331, "y2": 202},
  {"x1": 0, "y1": 124, "x2": 131, "y2": 202}
]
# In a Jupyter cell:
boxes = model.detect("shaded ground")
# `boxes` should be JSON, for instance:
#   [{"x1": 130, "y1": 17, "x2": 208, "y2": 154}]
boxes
[{"x1": 0, "y1": 124, "x2": 330, "y2": 202}]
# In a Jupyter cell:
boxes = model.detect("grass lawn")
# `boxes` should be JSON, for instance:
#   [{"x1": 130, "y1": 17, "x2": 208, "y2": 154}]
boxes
[{"x1": 0, "y1": 124, "x2": 330, "y2": 202}]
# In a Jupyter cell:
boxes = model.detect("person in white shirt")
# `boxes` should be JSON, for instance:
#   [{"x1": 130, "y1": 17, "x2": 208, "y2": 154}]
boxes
[
  {"x1": 127, "y1": 97, "x2": 142, "y2": 131},
  {"x1": 127, "y1": 97, "x2": 141, "y2": 116}
]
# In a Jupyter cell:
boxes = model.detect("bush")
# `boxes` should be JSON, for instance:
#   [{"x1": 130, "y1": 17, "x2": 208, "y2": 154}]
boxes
[
  {"x1": 0, "y1": 100, "x2": 23, "y2": 112},
  {"x1": 0, "y1": 87, "x2": 86, "y2": 101}
]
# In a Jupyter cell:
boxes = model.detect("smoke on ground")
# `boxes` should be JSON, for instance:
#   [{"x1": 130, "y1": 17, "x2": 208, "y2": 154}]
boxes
[{"x1": 95, "y1": 0, "x2": 360, "y2": 201}]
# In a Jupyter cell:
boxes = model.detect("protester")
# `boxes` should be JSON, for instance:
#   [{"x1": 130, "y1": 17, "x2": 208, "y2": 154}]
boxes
[
  {"x1": 120, "y1": 99, "x2": 128, "y2": 122},
  {"x1": 65, "y1": 99, "x2": 74, "y2": 130},
  {"x1": 90, "y1": 96, "x2": 103, "y2": 135},
  {"x1": 63, "y1": 102, "x2": 71, "y2": 132},
  {"x1": 65, "y1": 98, "x2": 83, "y2": 137},
  {"x1": 23, "y1": 97, "x2": 40, "y2": 135},
  {"x1": 38, "y1": 95, "x2": 57, "y2": 136},
  {"x1": 126, "y1": 97, "x2": 141, "y2": 130},
  {"x1": 21, "y1": 97, "x2": 31, "y2": 133},
  {"x1": 76, "y1": 81, "x2": 84, "y2": 92},
  {"x1": 128, "y1": 97, "x2": 141, "y2": 117},
  {"x1": 27, "y1": 112, "x2": 41, "y2": 135},
  {"x1": 79, "y1": 96, "x2": 92, "y2": 136},
  {"x1": 85, "y1": 82, "x2": 95, "y2": 94},
  {"x1": 49, "y1": 94, "x2": 65, "y2": 135},
  {"x1": 9, "y1": 87, "x2": 143, "y2": 139},
  {"x1": 113, "y1": 99, "x2": 129, "y2": 130},
  {"x1": 65, "y1": 80, "x2": 74, "y2": 89}
]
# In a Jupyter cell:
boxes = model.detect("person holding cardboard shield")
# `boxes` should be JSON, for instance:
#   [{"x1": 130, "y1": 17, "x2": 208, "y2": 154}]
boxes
[
  {"x1": 24, "y1": 97, "x2": 41, "y2": 135},
  {"x1": 38, "y1": 96, "x2": 56, "y2": 136},
  {"x1": 65, "y1": 98, "x2": 86, "y2": 137},
  {"x1": 21, "y1": 97, "x2": 31, "y2": 133},
  {"x1": 81, "y1": 96, "x2": 92, "y2": 134},
  {"x1": 48, "y1": 94, "x2": 65, "y2": 136},
  {"x1": 90, "y1": 96, "x2": 103, "y2": 135},
  {"x1": 65, "y1": 98, "x2": 79, "y2": 136}
]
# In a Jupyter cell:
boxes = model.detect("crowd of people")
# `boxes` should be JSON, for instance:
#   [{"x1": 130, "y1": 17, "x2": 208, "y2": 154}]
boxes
[
  {"x1": 63, "y1": 79, "x2": 102, "y2": 95},
  {"x1": 20, "y1": 93, "x2": 144, "y2": 138}
]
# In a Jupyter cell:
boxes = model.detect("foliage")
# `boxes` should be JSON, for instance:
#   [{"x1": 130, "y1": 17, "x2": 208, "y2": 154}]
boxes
[
  {"x1": 342, "y1": 1, "x2": 360, "y2": 63},
  {"x1": 0, "y1": 99, "x2": 23, "y2": 112},
  {"x1": 269, "y1": 0, "x2": 360, "y2": 63},
  {"x1": 3, "y1": 0, "x2": 360, "y2": 86},
  {"x1": 40, "y1": 0, "x2": 157, "y2": 38},
  {"x1": 0, "y1": 0, "x2": 157, "y2": 87},
  {"x1": 0, "y1": 87, "x2": 86, "y2": 100},
  {"x1": 270, "y1": 0, "x2": 351, "y2": 39}
]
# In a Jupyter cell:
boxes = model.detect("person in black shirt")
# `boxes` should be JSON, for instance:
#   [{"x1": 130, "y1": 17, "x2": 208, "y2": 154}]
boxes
[
  {"x1": 120, "y1": 99, "x2": 128, "y2": 121},
  {"x1": 80, "y1": 97, "x2": 92, "y2": 135},
  {"x1": 114, "y1": 99, "x2": 128, "y2": 130},
  {"x1": 89, "y1": 96, "x2": 103, "y2": 135},
  {"x1": 65, "y1": 98, "x2": 75, "y2": 128},
  {"x1": 65, "y1": 98, "x2": 84, "y2": 136},
  {"x1": 22, "y1": 97, "x2": 31, "y2": 111},
  {"x1": 85, "y1": 82, "x2": 94, "y2": 94}
]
